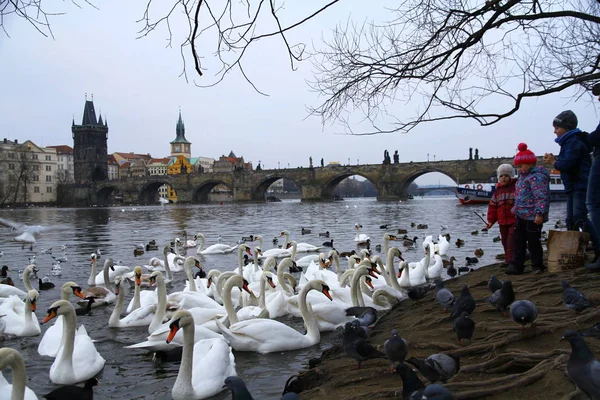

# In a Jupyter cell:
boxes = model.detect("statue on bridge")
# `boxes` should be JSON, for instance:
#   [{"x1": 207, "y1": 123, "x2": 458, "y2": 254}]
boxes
[
  {"x1": 256, "y1": 163, "x2": 262, "y2": 171},
  {"x1": 309, "y1": 157, "x2": 313, "y2": 168},
  {"x1": 383, "y1": 150, "x2": 391, "y2": 164},
  {"x1": 469, "y1": 147, "x2": 473, "y2": 160},
  {"x1": 393, "y1": 150, "x2": 399, "y2": 164},
  {"x1": 321, "y1": 158, "x2": 324, "y2": 167},
  {"x1": 475, "y1": 148, "x2": 479, "y2": 160}
]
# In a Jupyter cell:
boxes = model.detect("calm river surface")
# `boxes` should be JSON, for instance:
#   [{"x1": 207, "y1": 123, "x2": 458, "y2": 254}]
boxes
[{"x1": 0, "y1": 197, "x2": 567, "y2": 399}]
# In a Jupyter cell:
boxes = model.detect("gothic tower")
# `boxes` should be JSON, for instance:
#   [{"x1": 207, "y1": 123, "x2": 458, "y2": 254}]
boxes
[
  {"x1": 170, "y1": 110, "x2": 191, "y2": 158},
  {"x1": 72, "y1": 99, "x2": 108, "y2": 183}
]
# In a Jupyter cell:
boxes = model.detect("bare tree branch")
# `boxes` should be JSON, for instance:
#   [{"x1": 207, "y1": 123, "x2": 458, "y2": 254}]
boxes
[{"x1": 309, "y1": 0, "x2": 600, "y2": 135}]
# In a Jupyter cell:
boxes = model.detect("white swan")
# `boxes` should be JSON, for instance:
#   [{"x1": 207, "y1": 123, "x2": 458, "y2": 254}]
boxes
[
  {"x1": 280, "y1": 230, "x2": 322, "y2": 252},
  {"x1": 216, "y1": 279, "x2": 333, "y2": 353},
  {"x1": 220, "y1": 274, "x2": 265, "y2": 325},
  {"x1": 195, "y1": 233, "x2": 238, "y2": 255},
  {"x1": 0, "y1": 348, "x2": 38, "y2": 400},
  {"x1": 354, "y1": 224, "x2": 370, "y2": 244},
  {"x1": 427, "y1": 253, "x2": 444, "y2": 280},
  {"x1": 167, "y1": 310, "x2": 236, "y2": 400},
  {"x1": 88, "y1": 255, "x2": 129, "y2": 286},
  {"x1": 38, "y1": 282, "x2": 87, "y2": 357},
  {"x1": 145, "y1": 245, "x2": 181, "y2": 278},
  {"x1": 0, "y1": 283, "x2": 26, "y2": 299},
  {"x1": 0, "y1": 290, "x2": 40, "y2": 337},
  {"x1": 109, "y1": 277, "x2": 157, "y2": 328},
  {"x1": 79, "y1": 258, "x2": 117, "y2": 308},
  {"x1": 146, "y1": 271, "x2": 171, "y2": 334},
  {"x1": 21, "y1": 264, "x2": 37, "y2": 292},
  {"x1": 42, "y1": 300, "x2": 105, "y2": 385}
]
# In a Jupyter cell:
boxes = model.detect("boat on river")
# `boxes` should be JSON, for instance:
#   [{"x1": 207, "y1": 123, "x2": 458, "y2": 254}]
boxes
[{"x1": 456, "y1": 170, "x2": 566, "y2": 205}]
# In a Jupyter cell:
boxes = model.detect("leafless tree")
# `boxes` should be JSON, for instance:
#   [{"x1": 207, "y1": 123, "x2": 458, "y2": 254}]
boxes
[
  {"x1": 0, "y1": 143, "x2": 36, "y2": 206},
  {"x1": 309, "y1": 0, "x2": 600, "y2": 135}
]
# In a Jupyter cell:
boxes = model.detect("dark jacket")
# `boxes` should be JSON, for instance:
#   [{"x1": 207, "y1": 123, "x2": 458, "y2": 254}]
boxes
[
  {"x1": 488, "y1": 178, "x2": 516, "y2": 226},
  {"x1": 513, "y1": 166, "x2": 550, "y2": 221},
  {"x1": 589, "y1": 122, "x2": 600, "y2": 158},
  {"x1": 554, "y1": 128, "x2": 593, "y2": 192}
]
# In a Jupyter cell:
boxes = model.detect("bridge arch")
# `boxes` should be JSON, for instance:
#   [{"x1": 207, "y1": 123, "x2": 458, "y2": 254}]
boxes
[
  {"x1": 399, "y1": 168, "x2": 458, "y2": 192},
  {"x1": 251, "y1": 175, "x2": 301, "y2": 201},
  {"x1": 193, "y1": 180, "x2": 231, "y2": 203},
  {"x1": 321, "y1": 171, "x2": 378, "y2": 199},
  {"x1": 95, "y1": 185, "x2": 120, "y2": 206},
  {"x1": 139, "y1": 180, "x2": 173, "y2": 205}
]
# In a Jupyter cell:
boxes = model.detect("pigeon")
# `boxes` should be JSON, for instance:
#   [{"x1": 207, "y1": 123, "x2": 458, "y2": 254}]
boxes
[
  {"x1": 509, "y1": 300, "x2": 538, "y2": 332},
  {"x1": 561, "y1": 330, "x2": 600, "y2": 399},
  {"x1": 343, "y1": 320, "x2": 385, "y2": 369},
  {"x1": 434, "y1": 279, "x2": 455, "y2": 311},
  {"x1": 453, "y1": 311, "x2": 475, "y2": 345},
  {"x1": 561, "y1": 280, "x2": 592, "y2": 313},
  {"x1": 410, "y1": 384, "x2": 455, "y2": 399},
  {"x1": 395, "y1": 364, "x2": 426, "y2": 399},
  {"x1": 408, "y1": 285, "x2": 433, "y2": 301},
  {"x1": 485, "y1": 280, "x2": 515, "y2": 315},
  {"x1": 487, "y1": 275, "x2": 503, "y2": 293},
  {"x1": 407, "y1": 353, "x2": 460, "y2": 383},
  {"x1": 579, "y1": 323, "x2": 600, "y2": 339},
  {"x1": 384, "y1": 329, "x2": 408, "y2": 372},
  {"x1": 449, "y1": 285, "x2": 476, "y2": 320},
  {"x1": 223, "y1": 376, "x2": 254, "y2": 400},
  {"x1": 43, "y1": 377, "x2": 98, "y2": 400},
  {"x1": 345, "y1": 306, "x2": 378, "y2": 327}
]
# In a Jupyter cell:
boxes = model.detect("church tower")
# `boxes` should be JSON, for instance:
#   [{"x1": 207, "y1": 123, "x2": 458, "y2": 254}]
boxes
[
  {"x1": 170, "y1": 110, "x2": 191, "y2": 158},
  {"x1": 72, "y1": 98, "x2": 108, "y2": 183}
]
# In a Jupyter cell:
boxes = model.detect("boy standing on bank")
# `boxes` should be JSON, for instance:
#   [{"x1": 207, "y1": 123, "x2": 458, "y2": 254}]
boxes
[
  {"x1": 487, "y1": 164, "x2": 517, "y2": 266},
  {"x1": 506, "y1": 143, "x2": 550, "y2": 275}
]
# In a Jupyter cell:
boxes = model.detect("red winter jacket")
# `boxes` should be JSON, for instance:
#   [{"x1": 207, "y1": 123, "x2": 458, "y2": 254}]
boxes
[{"x1": 487, "y1": 178, "x2": 516, "y2": 226}]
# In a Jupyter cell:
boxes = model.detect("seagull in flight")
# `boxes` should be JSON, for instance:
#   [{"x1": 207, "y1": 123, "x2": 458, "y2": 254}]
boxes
[{"x1": 0, "y1": 217, "x2": 53, "y2": 250}]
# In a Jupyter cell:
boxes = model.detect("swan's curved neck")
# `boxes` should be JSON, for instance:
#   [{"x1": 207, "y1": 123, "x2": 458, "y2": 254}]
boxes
[
  {"x1": 23, "y1": 269, "x2": 33, "y2": 292},
  {"x1": 377, "y1": 257, "x2": 392, "y2": 286},
  {"x1": 289, "y1": 242, "x2": 297, "y2": 261},
  {"x1": 7, "y1": 353, "x2": 28, "y2": 400},
  {"x1": 332, "y1": 253, "x2": 341, "y2": 281},
  {"x1": 103, "y1": 263, "x2": 112, "y2": 291},
  {"x1": 237, "y1": 248, "x2": 245, "y2": 276},
  {"x1": 109, "y1": 286, "x2": 125, "y2": 327},
  {"x1": 339, "y1": 269, "x2": 354, "y2": 288},
  {"x1": 298, "y1": 284, "x2": 321, "y2": 342},
  {"x1": 175, "y1": 321, "x2": 195, "y2": 397},
  {"x1": 195, "y1": 234, "x2": 206, "y2": 253},
  {"x1": 149, "y1": 276, "x2": 167, "y2": 333},
  {"x1": 60, "y1": 288, "x2": 70, "y2": 301},
  {"x1": 88, "y1": 258, "x2": 97, "y2": 286},
  {"x1": 23, "y1": 295, "x2": 34, "y2": 328},
  {"x1": 276, "y1": 261, "x2": 292, "y2": 295},
  {"x1": 258, "y1": 275, "x2": 267, "y2": 309},
  {"x1": 387, "y1": 250, "x2": 402, "y2": 291},
  {"x1": 184, "y1": 260, "x2": 197, "y2": 292},
  {"x1": 351, "y1": 268, "x2": 368, "y2": 307},
  {"x1": 58, "y1": 309, "x2": 76, "y2": 375},
  {"x1": 282, "y1": 232, "x2": 290, "y2": 248},
  {"x1": 132, "y1": 281, "x2": 141, "y2": 311},
  {"x1": 162, "y1": 249, "x2": 173, "y2": 281},
  {"x1": 223, "y1": 277, "x2": 241, "y2": 325}
]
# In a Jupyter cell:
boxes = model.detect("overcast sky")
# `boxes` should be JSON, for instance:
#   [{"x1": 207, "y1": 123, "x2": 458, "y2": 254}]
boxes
[{"x1": 0, "y1": 1, "x2": 598, "y2": 185}]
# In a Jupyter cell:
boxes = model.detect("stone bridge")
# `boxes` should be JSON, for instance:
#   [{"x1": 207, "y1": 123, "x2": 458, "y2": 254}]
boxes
[{"x1": 68, "y1": 157, "x2": 515, "y2": 206}]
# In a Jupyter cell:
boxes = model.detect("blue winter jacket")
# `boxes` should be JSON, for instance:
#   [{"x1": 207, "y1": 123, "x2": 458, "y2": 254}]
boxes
[
  {"x1": 554, "y1": 128, "x2": 593, "y2": 192},
  {"x1": 589, "y1": 122, "x2": 600, "y2": 158},
  {"x1": 513, "y1": 166, "x2": 550, "y2": 222}
]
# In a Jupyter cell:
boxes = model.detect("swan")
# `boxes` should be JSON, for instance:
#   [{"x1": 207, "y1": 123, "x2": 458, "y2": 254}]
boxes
[
  {"x1": 21, "y1": 264, "x2": 37, "y2": 292},
  {"x1": 216, "y1": 279, "x2": 333, "y2": 353},
  {"x1": 145, "y1": 245, "x2": 181, "y2": 278},
  {"x1": 87, "y1": 255, "x2": 130, "y2": 286},
  {"x1": 221, "y1": 274, "x2": 265, "y2": 325},
  {"x1": 259, "y1": 234, "x2": 291, "y2": 259},
  {"x1": 38, "y1": 282, "x2": 87, "y2": 357},
  {"x1": 125, "y1": 266, "x2": 154, "y2": 313},
  {"x1": 437, "y1": 235, "x2": 450, "y2": 256},
  {"x1": 0, "y1": 290, "x2": 40, "y2": 337},
  {"x1": 109, "y1": 277, "x2": 158, "y2": 328},
  {"x1": 262, "y1": 258, "x2": 296, "y2": 319},
  {"x1": 183, "y1": 232, "x2": 202, "y2": 248},
  {"x1": 0, "y1": 283, "x2": 26, "y2": 299},
  {"x1": 280, "y1": 230, "x2": 322, "y2": 253},
  {"x1": 42, "y1": 300, "x2": 105, "y2": 385},
  {"x1": 167, "y1": 310, "x2": 236, "y2": 400},
  {"x1": 78, "y1": 258, "x2": 117, "y2": 308},
  {"x1": 354, "y1": 224, "x2": 370, "y2": 244},
  {"x1": 0, "y1": 348, "x2": 38, "y2": 400},
  {"x1": 381, "y1": 233, "x2": 398, "y2": 257},
  {"x1": 398, "y1": 259, "x2": 427, "y2": 287},
  {"x1": 427, "y1": 253, "x2": 444, "y2": 280},
  {"x1": 195, "y1": 233, "x2": 238, "y2": 254},
  {"x1": 145, "y1": 271, "x2": 172, "y2": 334}
]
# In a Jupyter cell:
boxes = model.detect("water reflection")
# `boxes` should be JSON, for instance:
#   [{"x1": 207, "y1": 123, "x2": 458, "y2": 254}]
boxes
[{"x1": 0, "y1": 198, "x2": 566, "y2": 399}]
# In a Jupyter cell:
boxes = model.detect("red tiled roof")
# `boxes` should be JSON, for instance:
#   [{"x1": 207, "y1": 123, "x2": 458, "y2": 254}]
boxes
[
  {"x1": 47, "y1": 145, "x2": 73, "y2": 154},
  {"x1": 114, "y1": 152, "x2": 152, "y2": 161}
]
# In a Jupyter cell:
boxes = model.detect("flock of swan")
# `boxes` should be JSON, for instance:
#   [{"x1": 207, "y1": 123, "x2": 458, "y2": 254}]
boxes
[{"x1": 0, "y1": 227, "x2": 456, "y2": 400}]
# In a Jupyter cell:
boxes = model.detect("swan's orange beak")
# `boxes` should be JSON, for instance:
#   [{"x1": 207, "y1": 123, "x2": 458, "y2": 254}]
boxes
[
  {"x1": 42, "y1": 308, "x2": 57, "y2": 324},
  {"x1": 389, "y1": 235, "x2": 397, "y2": 241},
  {"x1": 245, "y1": 247, "x2": 253, "y2": 257},
  {"x1": 267, "y1": 277, "x2": 276, "y2": 289},
  {"x1": 149, "y1": 277, "x2": 156, "y2": 287},
  {"x1": 114, "y1": 284, "x2": 120, "y2": 296},
  {"x1": 135, "y1": 272, "x2": 141, "y2": 286},
  {"x1": 73, "y1": 287, "x2": 86, "y2": 299},
  {"x1": 321, "y1": 285, "x2": 333, "y2": 301},
  {"x1": 365, "y1": 277, "x2": 374, "y2": 290},
  {"x1": 207, "y1": 277, "x2": 213, "y2": 288},
  {"x1": 367, "y1": 268, "x2": 378, "y2": 279},
  {"x1": 370, "y1": 263, "x2": 380, "y2": 274},
  {"x1": 397, "y1": 269, "x2": 402, "y2": 278},
  {"x1": 242, "y1": 280, "x2": 254, "y2": 296},
  {"x1": 30, "y1": 299, "x2": 36, "y2": 312},
  {"x1": 166, "y1": 319, "x2": 180, "y2": 344}
]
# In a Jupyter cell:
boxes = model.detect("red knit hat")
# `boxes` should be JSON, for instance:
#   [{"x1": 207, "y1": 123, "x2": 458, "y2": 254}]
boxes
[{"x1": 513, "y1": 143, "x2": 537, "y2": 166}]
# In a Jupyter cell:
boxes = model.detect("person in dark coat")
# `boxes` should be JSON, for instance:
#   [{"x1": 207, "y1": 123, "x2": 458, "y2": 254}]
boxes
[
  {"x1": 587, "y1": 83, "x2": 600, "y2": 271},
  {"x1": 544, "y1": 110, "x2": 598, "y2": 263},
  {"x1": 487, "y1": 164, "x2": 517, "y2": 265}
]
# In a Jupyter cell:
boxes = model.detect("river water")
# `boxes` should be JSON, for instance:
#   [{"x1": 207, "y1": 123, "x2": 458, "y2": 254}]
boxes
[{"x1": 0, "y1": 197, "x2": 567, "y2": 399}]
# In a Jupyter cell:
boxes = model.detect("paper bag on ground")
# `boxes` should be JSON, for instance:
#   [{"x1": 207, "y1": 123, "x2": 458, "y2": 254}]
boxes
[{"x1": 547, "y1": 230, "x2": 590, "y2": 272}]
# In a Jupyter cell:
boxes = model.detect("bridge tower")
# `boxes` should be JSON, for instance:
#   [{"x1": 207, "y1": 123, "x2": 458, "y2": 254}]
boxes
[
  {"x1": 170, "y1": 109, "x2": 191, "y2": 159},
  {"x1": 72, "y1": 98, "x2": 108, "y2": 183}
]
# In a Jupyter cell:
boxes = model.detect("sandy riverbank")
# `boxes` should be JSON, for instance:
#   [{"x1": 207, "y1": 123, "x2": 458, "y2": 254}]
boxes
[{"x1": 288, "y1": 261, "x2": 600, "y2": 399}]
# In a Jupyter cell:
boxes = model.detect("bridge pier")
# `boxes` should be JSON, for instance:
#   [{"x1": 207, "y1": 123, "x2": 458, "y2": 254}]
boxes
[{"x1": 300, "y1": 184, "x2": 325, "y2": 202}]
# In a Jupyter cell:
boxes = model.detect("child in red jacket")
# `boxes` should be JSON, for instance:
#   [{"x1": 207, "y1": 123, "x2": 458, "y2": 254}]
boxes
[{"x1": 487, "y1": 164, "x2": 517, "y2": 264}]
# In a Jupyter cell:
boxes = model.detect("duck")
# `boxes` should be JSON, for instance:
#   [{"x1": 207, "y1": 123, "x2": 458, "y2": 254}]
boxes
[
  {"x1": 416, "y1": 224, "x2": 428, "y2": 229},
  {"x1": 0, "y1": 289, "x2": 40, "y2": 336},
  {"x1": 403, "y1": 236, "x2": 419, "y2": 246},
  {"x1": 167, "y1": 310, "x2": 236, "y2": 400},
  {"x1": 216, "y1": 279, "x2": 333, "y2": 353},
  {"x1": 442, "y1": 256, "x2": 456, "y2": 268},
  {"x1": 471, "y1": 230, "x2": 479, "y2": 235},
  {"x1": 318, "y1": 231, "x2": 330, "y2": 238},
  {"x1": 474, "y1": 248, "x2": 484, "y2": 257},
  {"x1": 301, "y1": 227, "x2": 312, "y2": 235},
  {"x1": 465, "y1": 257, "x2": 479, "y2": 265},
  {"x1": 39, "y1": 276, "x2": 55, "y2": 290},
  {"x1": 43, "y1": 377, "x2": 98, "y2": 400},
  {"x1": 322, "y1": 239, "x2": 334, "y2": 247},
  {"x1": 133, "y1": 247, "x2": 145, "y2": 257},
  {"x1": 38, "y1": 282, "x2": 87, "y2": 357},
  {"x1": 0, "y1": 265, "x2": 9, "y2": 278},
  {"x1": 0, "y1": 348, "x2": 38, "y2": 400},
  {"x1": 76, "y1": 298, "x2": 95, "y2": 316},
  {"x1": 379, "y1": 224, "x2": 390, "y2": 229},
  {"x1": 397, "y1": 228, "x2": 408, "y2": 234},
  {"x1": 41, "y1": 300, "x2": 106, "y2": 385},
  {"x1": 0, "y1": 277, "x2": 14, "y2": 286},
  {"x1": 493, "y1": 236, "x2": 501, "y2": 242},
  {"x1": 455, "y1": 238, "x2": 465, "y2": 247}
]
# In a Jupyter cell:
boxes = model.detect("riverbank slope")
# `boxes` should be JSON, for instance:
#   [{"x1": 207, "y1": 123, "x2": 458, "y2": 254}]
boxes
[{"x1": 291, "y1": 262, "x2": 600, "y2": 399}]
